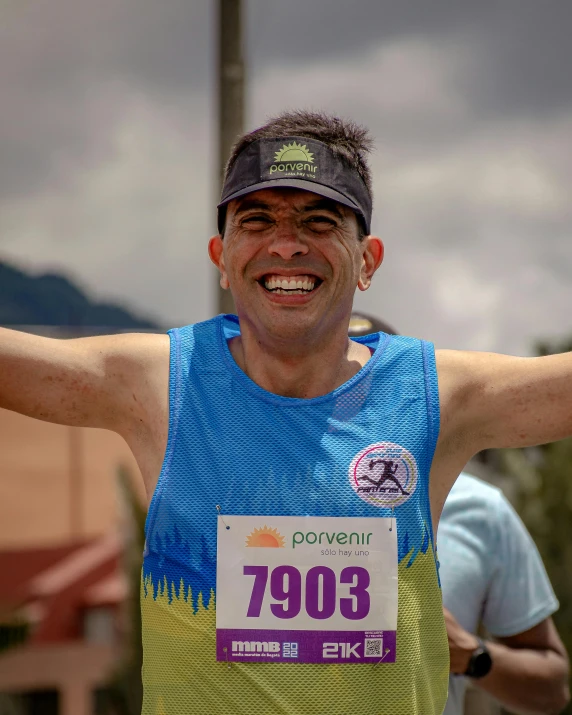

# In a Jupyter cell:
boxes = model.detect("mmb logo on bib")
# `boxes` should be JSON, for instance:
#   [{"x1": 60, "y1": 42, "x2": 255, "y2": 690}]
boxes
[{"x1": 349, "y1": 442, "x2": 418, "y2": 508}]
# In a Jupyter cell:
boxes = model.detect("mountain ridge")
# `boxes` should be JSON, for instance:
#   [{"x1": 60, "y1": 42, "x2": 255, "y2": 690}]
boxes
[{"x1": 0, "y1": 260, "x2": 159, "y2": 330}]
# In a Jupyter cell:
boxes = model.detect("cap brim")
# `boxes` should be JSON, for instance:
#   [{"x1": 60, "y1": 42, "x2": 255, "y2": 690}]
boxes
[{"x1": 217, "y1": 179, "x2": 364, "y2": 219}]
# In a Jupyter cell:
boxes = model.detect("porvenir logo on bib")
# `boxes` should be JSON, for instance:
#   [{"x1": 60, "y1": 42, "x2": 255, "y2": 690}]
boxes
[
  {"x1": 349, "y1": 442, "x2": 418, "y2": 507},
  {"x1": 269, "y1": 141, "x2": 317, "y2": 176}
]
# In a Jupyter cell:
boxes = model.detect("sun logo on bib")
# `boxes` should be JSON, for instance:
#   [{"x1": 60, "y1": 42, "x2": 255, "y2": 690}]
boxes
[
  {"x1": 349, "y1": 442, "x2": 418, "y2": 508},
  {"x1": 245, "y1": 526, "x2": 286, "y2": 548}
]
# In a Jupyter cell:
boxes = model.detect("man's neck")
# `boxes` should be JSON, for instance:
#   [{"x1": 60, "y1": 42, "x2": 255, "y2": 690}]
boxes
[{"x1": 227, "y1": 328, "x2": 373, "y2": 399}]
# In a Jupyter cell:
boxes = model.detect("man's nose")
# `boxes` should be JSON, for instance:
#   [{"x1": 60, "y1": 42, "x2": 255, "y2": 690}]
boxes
[{"x1": 267, "y1": 222, "x2": 309, "y2": 260}]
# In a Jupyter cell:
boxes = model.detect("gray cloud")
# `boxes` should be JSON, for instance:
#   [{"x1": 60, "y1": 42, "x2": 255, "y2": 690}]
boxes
[
  {"x1": 457, "y1": 2, "x2": 572, "y2": 117},
  {"x1": 1, "y1": 0, "x2": 571, "y2": 356},
  {"x1": 248, "y1": 0, "x2": 572, "y2": 118},
  {"x1": 0, "y1": 0, "x2": 211, "y2": 195},
  {"x1": 247, "y1": 1, "x2": 482, "y2": 65}
]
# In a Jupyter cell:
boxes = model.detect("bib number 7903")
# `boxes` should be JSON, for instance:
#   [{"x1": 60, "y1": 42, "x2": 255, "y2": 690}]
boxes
[{"x1": 243, "y1": 565, "x2": 370, "y2": 620}]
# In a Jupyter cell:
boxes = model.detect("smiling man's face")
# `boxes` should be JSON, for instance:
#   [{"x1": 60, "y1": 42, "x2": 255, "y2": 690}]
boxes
[{"x1": 208, "y1": 188, "x2": 383, "y2": 343}]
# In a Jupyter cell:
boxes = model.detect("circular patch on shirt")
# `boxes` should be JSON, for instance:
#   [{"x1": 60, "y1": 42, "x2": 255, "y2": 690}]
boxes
[{"x1": 349, "y1": 442, "x2": 418, "y2": 507}]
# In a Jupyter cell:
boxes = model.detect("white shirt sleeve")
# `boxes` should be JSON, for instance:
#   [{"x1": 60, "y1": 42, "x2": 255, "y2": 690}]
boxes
[{"x1": 482, "y1": 490, "x2": 559, "y2": 637}]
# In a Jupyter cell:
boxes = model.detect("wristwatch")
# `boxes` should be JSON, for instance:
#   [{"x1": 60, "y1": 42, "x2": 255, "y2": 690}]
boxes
[{"x1": 464, "y1": 638, "x2": 493, "y2": 679}]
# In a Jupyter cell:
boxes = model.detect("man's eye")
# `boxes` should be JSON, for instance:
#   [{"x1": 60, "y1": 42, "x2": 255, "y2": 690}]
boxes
[
  {"x1": 307, "y1": 216, "x2": 336, "y2": 228},
  {"x1": 242, "y1": 215, "x2": 272, "y2": 227}
]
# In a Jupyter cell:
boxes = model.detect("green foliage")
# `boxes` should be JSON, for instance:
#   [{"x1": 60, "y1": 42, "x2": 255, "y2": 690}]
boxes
[
  {"x1": 506, "y1": 441, "x2": 572, "y2": 630},
  {"x1": 498, "y1": 335, "x2": 572, "y2": 715},
  {"x1": 499, "y1": 439, "x2": 572, "y2": 715},
  {"x1": 0, "y1": 622, "x2": 29, "y2": 655},
  {"x1": 0, "y1": 694, "x2": 25, "y2": 715},
  {"x1": 98, "y1": 466, "x2": 146, "y2": 715}
]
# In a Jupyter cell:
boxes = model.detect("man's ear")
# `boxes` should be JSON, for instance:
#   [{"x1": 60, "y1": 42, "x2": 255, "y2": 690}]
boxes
[
  {"x1": 358, "y1": 236, "x2": 384, "y2": 291},
  {"x1": 208, "y1": 235, "x2": 230, "y2": 289}
]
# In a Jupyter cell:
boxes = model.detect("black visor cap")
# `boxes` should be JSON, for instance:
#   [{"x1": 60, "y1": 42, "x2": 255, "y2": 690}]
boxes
[{"x1": 217, "y1": 136, "x2": 372, "y2": 234}]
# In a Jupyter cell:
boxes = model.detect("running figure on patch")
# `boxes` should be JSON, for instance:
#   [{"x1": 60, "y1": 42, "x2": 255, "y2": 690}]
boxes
[{"x1": 359, "y1": 459, "x2": 410, "y2": 495}]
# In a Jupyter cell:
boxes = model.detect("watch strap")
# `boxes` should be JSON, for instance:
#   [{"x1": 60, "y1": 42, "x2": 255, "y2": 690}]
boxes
[{"x1": 464, "y1": 638, "x2": 493, "y2": 679}]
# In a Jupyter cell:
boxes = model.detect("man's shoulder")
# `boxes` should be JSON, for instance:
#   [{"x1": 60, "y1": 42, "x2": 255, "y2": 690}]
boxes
[
  {"x1": 443, "y1": 473, "x2": 531, "y2": 545},
  {"x1": 169, "y1": 314, "x2": 238, "y2": 338},
  {"x1": 440, "y1": 473, "x2": 507, "y2": 530}
]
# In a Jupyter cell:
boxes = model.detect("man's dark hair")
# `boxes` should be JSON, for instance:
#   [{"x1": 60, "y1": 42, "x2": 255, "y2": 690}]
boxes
[
  {"x1": 226, "y1": 110, "x2": 374, "y2": 195},
  {"x1": 222, "y1": 110, "x2": 374, "y2": 237}
]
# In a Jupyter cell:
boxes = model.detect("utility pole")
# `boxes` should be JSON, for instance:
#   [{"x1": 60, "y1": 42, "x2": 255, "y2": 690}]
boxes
[
  {"x1": 68, "y1": 426, "x2": 83, "y2": 539},
  {"x1": 217, "y1": 0, "x2": 244, "y2": 315}
]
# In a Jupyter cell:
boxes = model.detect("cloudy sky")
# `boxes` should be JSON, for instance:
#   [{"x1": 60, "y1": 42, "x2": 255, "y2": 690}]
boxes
[{"x1": 1, "y1": 0, "x2": 571, "y2": 354}]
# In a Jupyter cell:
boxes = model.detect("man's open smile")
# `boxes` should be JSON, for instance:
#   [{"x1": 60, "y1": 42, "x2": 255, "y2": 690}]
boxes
[{"x1": 260, "y1": 273, "x2": 323, "y2": 295}]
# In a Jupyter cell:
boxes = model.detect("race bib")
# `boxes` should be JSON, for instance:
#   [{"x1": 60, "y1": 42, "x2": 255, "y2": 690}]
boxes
[{"x1": 216, "y1": 515, "x2": 397, "y2": 663}]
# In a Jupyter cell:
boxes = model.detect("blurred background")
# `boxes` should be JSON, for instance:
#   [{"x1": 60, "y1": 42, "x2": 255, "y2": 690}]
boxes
[{"x1": 0, "y1": 1, "x2": 571, "y2": 713}]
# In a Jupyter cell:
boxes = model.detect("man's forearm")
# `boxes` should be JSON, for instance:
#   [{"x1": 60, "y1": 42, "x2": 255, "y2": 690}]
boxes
[{"x1": 473, "y1": 640, "x2": 569, "y2": 714}]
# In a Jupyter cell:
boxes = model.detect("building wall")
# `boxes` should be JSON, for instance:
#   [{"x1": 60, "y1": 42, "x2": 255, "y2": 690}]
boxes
[
  {"x1": 0, "y1": 408, "x2": 145, "y2": 548},
  {"x1": 0, "y1": 643, "x2": 115, "y2": 715}
]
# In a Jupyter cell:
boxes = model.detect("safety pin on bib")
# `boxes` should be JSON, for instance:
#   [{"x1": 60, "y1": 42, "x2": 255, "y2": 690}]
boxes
[
  {"x1": 373, "y1": 648, "x2": 393, "y2": 667},
  {"x1": 216, "y1": 504, "x2": 230, "y2": 530}
]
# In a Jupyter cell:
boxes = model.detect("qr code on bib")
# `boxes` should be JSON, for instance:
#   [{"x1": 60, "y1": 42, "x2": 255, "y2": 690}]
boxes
[{"x1": 364, "y1": 638, "x2": 383, "y2": 657}]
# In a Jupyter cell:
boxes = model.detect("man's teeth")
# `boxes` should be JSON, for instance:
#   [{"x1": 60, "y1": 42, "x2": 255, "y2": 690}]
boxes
[{"x1": 263, "y1": 276, "x2": 316, "y2": 294}]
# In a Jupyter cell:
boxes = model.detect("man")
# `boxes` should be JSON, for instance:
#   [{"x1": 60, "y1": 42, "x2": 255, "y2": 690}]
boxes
[
  {"x1": 440, "y1": 473, "x2": 569, "y2": 715},
  {"x1": 2, "y1": 110, "x2": 572, "y2": 715},
  {"x1": 350, "y1": 313, "x2": 570, "y2": 714}
]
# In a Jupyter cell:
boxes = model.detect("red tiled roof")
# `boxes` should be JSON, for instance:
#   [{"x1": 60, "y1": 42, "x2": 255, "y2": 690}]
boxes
[{"x1": 0, "y1": 535, "x2": 124, "y2": 642}]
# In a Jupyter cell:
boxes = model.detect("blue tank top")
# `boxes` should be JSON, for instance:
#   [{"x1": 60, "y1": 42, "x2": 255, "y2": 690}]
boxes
[{"x1": 141, "y1": 315, "x2": 448, "y2": 715}]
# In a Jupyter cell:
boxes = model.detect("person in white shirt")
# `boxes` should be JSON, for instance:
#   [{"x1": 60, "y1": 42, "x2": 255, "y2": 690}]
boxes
[{"x1": 439, "y1": 472, "x2": 568, "y2": 715}]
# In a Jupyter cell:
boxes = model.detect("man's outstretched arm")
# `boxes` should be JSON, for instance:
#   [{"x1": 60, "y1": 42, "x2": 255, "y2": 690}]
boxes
[
  {"x1": 437, "y1": 349, "x2": 572, "y2": 454},
  {"x1": 0, "y1": 326, "x2": 169, "y2": 434}
]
